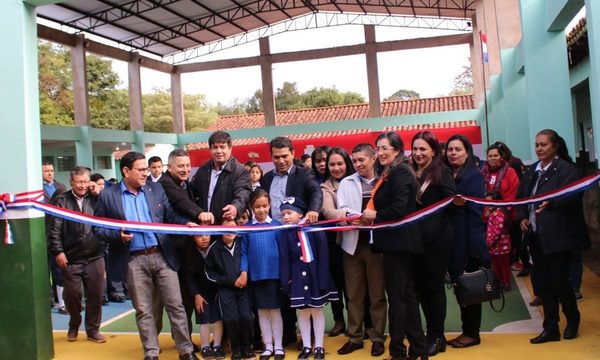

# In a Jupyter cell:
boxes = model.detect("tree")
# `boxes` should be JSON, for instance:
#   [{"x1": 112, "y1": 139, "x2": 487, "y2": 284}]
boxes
[
  {"x1": 450, "y1": 61, "x2": 473, "y2": 95},
  {"x1": 384, "y1": 89, "x2": 420, "y2": 101},
  {"x1": 38, "y1": 42, "x2": 74, "y2": 126},
  {"x1": 276, "y1": 81, "x2": 304, "y2": 110},
  {"x1": 245, "y1": 89, "x2": 263, "y2": 113}
]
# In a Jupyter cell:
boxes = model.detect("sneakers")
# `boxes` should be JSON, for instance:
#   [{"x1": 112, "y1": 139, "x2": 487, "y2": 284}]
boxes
[
  {"x1": 87, "y1": 332, "x2": 106, "y2": 343},
  {"x1": 200, "y1": 346, "x2": 213, "y2": 360}
]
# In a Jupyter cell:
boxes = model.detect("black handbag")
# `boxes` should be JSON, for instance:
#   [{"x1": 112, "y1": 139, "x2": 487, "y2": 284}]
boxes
[{"x1": 453, "y1": 267, "x2": 505, "y2": 312}]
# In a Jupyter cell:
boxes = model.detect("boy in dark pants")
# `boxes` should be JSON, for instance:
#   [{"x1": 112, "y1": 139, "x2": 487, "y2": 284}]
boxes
[{"x1": 205, "y1": 219, "x2": 254, "y2": 360}]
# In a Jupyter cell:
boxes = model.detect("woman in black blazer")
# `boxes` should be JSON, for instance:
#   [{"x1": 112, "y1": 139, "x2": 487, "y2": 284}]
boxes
[
  {"x1": 519, "y1": 129, "x2": 584, "y2": 344},
  {"x1": 445, "y1": 134, "x2": 488, "y2": 349},
  {"x1": 411, "y1": 131, "x2": 456, "y2": 356},
  {"x1": 363, "y1": 132, "x2": 427, "y2": 360}
]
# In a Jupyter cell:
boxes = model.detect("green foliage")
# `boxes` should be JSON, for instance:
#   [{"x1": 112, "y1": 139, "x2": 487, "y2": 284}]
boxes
[
  {"x1": 384, "y1": 89, "x2": 420, "y2": 101},
  {"x1": 450, "y1": 61, "x2": 473, "y2": 95},
  {"x1": 276, "y1": 82, "x2": 304, "y2": 110},
  {"x1": 38, "y1": 42, "x2": 74, "y2": 126}
]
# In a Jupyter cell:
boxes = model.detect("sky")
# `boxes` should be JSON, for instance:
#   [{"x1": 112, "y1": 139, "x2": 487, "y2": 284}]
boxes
[{"x1": 111, "y1": 25, "x2": 471, "y2": 106}]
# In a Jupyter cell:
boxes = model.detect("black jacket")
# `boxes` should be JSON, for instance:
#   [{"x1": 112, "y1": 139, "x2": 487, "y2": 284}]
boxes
[
  {"x1": 261, "y1": 165, "x2": 323, "y2": 214},
  {"x1": 372, "y1": 164, "x2": 422, "y2": 254},
  {"x1": 518, "y1": 158, "x2": 589, "y2": 254},
  {"x1": 48, "y1": 191, "x2": 105, "y2": 264},
  {"x1": 417, "y1": 165, "x2": 456, "y2": 245},
  {"x1": 190, "y1": 157, "x2": 251, "y2": 224},
  {"x1": 205, "y1": 237, "x2": 242, "y2": 288},
  {"x1": 159, "y1": 171, "x2": 201, "y2": 222}
]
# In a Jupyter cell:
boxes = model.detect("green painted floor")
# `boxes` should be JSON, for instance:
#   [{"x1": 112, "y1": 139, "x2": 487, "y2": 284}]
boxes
[{"x1": 100, "y1": 277, "x2": 530, "y2": 334}]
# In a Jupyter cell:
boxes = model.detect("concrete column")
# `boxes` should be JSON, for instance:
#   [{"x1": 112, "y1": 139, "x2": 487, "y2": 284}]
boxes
[
  {"x1": 482, "y1": 0, "x2": 502, "y2": 75},
  {"x1": 495, "y1": 0, "x2": 522, "y2": 49},
  {"x1": 0, "y1": 1, "x2": 54, "y2": 359},
  {"x1": 128, "y1": 52, "x2": 144, "y2": 131},
  {"x1": 72, "y1": 35, "x2": 90, "y2": 126},
  {"x1": 364, "y1": 25, "x2": 381, "y2": 118},
  {"x1": 519, "y1": 0, "x2": 575, "y2": 159},
  {"x1": 585, "y1": 0, "x2": 600, "y2": 161},
  {"x1": 470, "y1": 16, "x2": 485, "y2": 105},
  {"x1": 259, "y1": 37, "x2": 276, "y2": 127},
  {"x1": 171, "y1": 72, "x2": 185, "y2": 134},
  {"x1": 76, "y1": 126, "x2": 94, "y2": 168}
]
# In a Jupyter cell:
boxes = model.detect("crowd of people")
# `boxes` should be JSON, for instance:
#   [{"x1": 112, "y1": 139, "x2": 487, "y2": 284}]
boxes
[{"x1": 42, "y1": 128, "x2": 590, "y2": 360}]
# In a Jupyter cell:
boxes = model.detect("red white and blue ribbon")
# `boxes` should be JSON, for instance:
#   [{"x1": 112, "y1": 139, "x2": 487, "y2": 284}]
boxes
[
  {"x1": 2, "y1": 171, "x2": 600, "y2": 260},
  {"x1": 297, "y1": 229, "x2": 314, "y2": 263}
]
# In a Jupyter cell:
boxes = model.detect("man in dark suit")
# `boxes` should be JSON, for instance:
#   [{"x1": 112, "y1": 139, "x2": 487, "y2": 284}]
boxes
[
  {"x1": 42, "y1": 161, "x2": 66, "y2": 202},
  {"x1": 94, "y1": 151, "x2": 199, "y2": 360},
  {"x1": 260, "y1": 136, "x2": 323, "y2": 346},
  {"x1": 190, "y1": 131, "x2": 251, "y2": 225},
  {"x1": 260, "y1": 136, "x2": 322, "y2": 224},
  {"x1": 158, "y1": 148, "x2": 202, "y2": 349}
]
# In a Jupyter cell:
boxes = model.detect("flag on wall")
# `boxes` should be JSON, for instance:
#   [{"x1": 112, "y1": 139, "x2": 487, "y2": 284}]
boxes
[{"x1": 481, "y1": 32, "x2": 489, "y2": 63}]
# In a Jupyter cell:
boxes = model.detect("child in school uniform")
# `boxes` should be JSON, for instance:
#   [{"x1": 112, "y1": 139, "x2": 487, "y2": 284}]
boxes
[
  {"x1": 241, "y1": 189, "x2": 284, "y2": 360},
  {"x1": 188, "y1": 234, "x2": 225, "y2": 359},
  {"x1": 278, "y1": 197, "x2": 339, "y2": 360},
  {"x1": 205, "y1": 220, "x2": 254, "y2": 360}
]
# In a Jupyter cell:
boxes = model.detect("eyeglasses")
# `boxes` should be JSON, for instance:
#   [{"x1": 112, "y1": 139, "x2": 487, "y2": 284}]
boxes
[
  {"x1": 131, "y1": 167, "x2": 148, "y2": 173},
  {"x1": 375, "y1": 146, "x2": 395, "y2": 152}
]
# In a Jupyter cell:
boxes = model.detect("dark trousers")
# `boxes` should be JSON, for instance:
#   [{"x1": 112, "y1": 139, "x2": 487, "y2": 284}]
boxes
[
  {"x1": 450, "y1": 258, "x2": 483, "y2": 339},
  {"x1": 328, "y1": 234, "x2": 346, "y2": 323},
  {"x1": 219, "y1": 287, "x2": 254, "y2": 352},
  {"x1": 510, "y1": 223, "x2": 531, "y2": 268},
  {"x1": 383, "y1": 252, "x2": 427, "y2": 357},
  {"x1": 413, "y1": 239, "x2": 451, "y2": 339},
  {"x1": 530, "y1": 243, "x2": 580, "y2": 334},
  {"x1": 106, "y1": 241, "x2": 128, "y2": 295},
  {"x1": 281, "y1": 296, "x2": 297, "y2": 344},
  {"x1": 61, "y1": 257, "x2": 105, "y2": 334}
]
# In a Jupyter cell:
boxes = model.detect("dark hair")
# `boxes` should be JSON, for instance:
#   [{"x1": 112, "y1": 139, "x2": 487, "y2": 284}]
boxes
[
  {"x1": 120, "y1": 151, "x2": 146, "y2": 177},
  {"x1": 537, "y1": 129, "x2": 572, "y2": 163},
  {"x1": 269, "y1": 136, "x2": 293, "y2": 152},
  {"x1": 375, "y1": 132, "x2": 405, "y2": 174},
  {"x1": 445, "y1": 134, "x2": 476, "y2": 175},
  {"x1": 300, "y1": 154, "x2": 311, "y2": 162},
  {"x1": 208, "y1": 130, "x2": 232, "y2": 147},
  {"x1": 352, "y1": 143, "x2": 375, "y2": 156},
  {"x1": 249, "y1": 188, "x2": 270, "y2": 207},
  {"x1": 69, "y1": 166, "x2": 91, "y2": 180},
  {"x1": 411, "y1": 131, "x2": 443, "y2": 185},
  {"x1": 90, "y1": 173, "x2": 105, "y2": 182},
  {"x1": 148, "y1": 156, "x2": 162, "y2": 166},
  {"x1": 488, "y1": 141, "x2": 513, "y2": 162},
  {"x1": 249, "y1": 163, "x2": 264, "y2": 179},
  {"x1": 311, "y1": 145, "x2": 331, "y2": 175},
  {"x1": 244, "y1": 161, "x2": 257, "y2": 168},
  {"x1": 42, "y1": 160, "x2": 54, "y2": 166},
  {"x1": 324, "y1": 147, "x2": 355, "y2": 181},
  {"x1": 168, "y1": 149, "x2": 189, "y2": 163}
]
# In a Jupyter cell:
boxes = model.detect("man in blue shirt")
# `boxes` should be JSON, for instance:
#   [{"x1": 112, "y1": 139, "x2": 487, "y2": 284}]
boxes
[{"x1": 94, "y1": 151, "x2": 199, "y2": 360}]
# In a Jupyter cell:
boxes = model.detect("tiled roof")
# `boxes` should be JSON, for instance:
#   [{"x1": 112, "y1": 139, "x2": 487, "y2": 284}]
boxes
[
  {"x1": 187, "y1": 137, "x2": 267, "y2": 151},
  {"x1": 567, "y1": 17, "x2": 587, "y2": 47},
  {"x1": 207, "y1": 95, "x2": 475, "y2": 131},
  {"x1": 384, "y1": 120, "x2": 478, "y2": 131},
  {"x1": 567, "y1": 17, "x2": 588, "y2": 68}
]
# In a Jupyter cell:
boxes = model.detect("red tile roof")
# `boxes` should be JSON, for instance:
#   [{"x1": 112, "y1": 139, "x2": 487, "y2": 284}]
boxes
[{"x1": 207, "y1": 95, "x2": 475, "y2": 131}]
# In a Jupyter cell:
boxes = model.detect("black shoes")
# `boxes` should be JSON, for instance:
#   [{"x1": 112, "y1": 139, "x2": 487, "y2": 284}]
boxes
[
  {"x1": 529, "y1": 330, "x2": 560, "y2": 344},
  {"x1": 107, "y1": 293, "x2": 126, "y2": 303},
  {"x1": 427, "y1": 337, "x2": 446, "y2": 356},
  {"x1": 313, "y1": 347, "x2": 325, "y2": 360},
  {"x1": 297, "y1": 347, "x2": 312, "y2": 360},
  {"x1": 212, "y1": 346, "x2": 225, "y2": 359},
  {"x1": 337, "y1": 341, "x2": 364, "y2": 355},
  {"x1": 371, "y1": 341, "x2": 385, "y2": 357},
  {"x1": 328, "y1": 321, "x2": 346, "y2": 337},
  {"x1": 564, "y1": 320, "x2": 580, "y2": 340},
  {"x1": 179, "y1": 352, "x2": 200, "y2": 360},
  {"x1": 143, "y1": 357, "x2": 159, "y2": 360}
]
